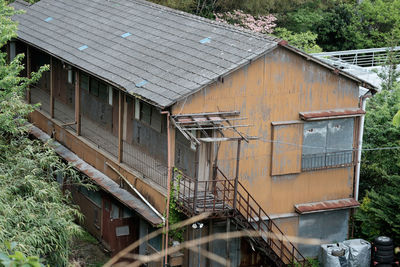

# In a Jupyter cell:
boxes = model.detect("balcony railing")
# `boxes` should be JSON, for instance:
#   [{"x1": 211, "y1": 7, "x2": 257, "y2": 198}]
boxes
[
  {"x1": 301, "y1": 150, "x2": 354, "y2": 171},
  {"x1": 30, "y1": 86, "x2": 168, "y2": 188}
]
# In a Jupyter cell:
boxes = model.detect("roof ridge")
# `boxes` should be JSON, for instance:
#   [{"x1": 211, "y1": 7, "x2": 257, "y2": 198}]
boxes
[{"x1": 127, "y1": 0, "x2": 279, "y2": 43}]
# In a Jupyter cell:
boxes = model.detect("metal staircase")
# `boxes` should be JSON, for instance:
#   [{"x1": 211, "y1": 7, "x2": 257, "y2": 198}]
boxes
[{"x1": 174, "y1": 168, "x2": 310, "y2": 266}]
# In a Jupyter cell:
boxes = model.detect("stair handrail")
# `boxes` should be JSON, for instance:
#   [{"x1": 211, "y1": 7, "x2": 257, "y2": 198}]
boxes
[{"x1": 216, "y1": 167, "x2": 309, "y2": 265}]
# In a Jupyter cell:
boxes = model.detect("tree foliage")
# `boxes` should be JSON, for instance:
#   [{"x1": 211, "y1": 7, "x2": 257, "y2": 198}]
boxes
[
  {"x1": 0, "y1": 1, "x2": 93, "y2": 266},
  {"x1": 356, "y1": 49, "x2": 400, "y2": 244},
  {"x1": 274, "y1": 27, "x2": 322, "y2": 53}
]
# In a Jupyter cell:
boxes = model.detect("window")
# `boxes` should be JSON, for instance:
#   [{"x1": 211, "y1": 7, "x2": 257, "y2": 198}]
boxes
[
  {"x1": 79, "y1": 186, "x2": 102, "y2": 207},
  {"x1": 67, "y1": 69, "x2": 74, "y2": 84},
  {"x1": 135, "y1": 99, "x2": 162, "y2": 132},
  {"x1": 302, "y1": 118, "x2": 354, "y2": 170},
  {"x1": 80, "y1": 73, "x2": 110, "y2": 104},
  {"x1": 80, "y1": 73, "x2": 89, "y2": 91}
]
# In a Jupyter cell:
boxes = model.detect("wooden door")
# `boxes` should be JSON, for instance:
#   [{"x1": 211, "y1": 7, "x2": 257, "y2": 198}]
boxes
[{"x1": 102, "y1": 196, "x2": 138, "y2": 256}]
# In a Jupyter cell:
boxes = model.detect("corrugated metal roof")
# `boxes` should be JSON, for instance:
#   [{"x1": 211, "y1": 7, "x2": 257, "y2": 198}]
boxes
[
  {"x1": 294, "y1": 198, "x2": 360, "y2": 214},
  {"x1": 30, "y1": 125, "x2": 163, "y2": 226},
  {"x1": 12, "y1": 0, "x2": 277, "y2": 108}
]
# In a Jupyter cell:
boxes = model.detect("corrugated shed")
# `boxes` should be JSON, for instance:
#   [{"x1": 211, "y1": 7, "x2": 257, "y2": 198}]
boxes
[{"x1": 12, "y1": 0, "x2": 277, "y2": 107}]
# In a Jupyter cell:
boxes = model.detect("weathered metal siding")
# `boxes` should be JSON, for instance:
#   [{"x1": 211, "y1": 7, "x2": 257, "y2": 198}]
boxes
[
  {"x1": 297, "y1": 209, "x2": 350, "y2": 257},
  {"x1": 171, "y1": 47, "x2": 359, "y2": 216}
]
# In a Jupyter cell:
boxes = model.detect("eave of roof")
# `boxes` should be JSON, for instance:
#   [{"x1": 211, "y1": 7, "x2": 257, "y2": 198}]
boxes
[
  {"x1": 299, "y1": 108, "x2": 366, "y2": 121},
  {"x1": 29, "y1": 125, "x2": 163, "y2": 226},
  {"x1": 294, "y1": 198, "x2": 360, "y2": 214}
]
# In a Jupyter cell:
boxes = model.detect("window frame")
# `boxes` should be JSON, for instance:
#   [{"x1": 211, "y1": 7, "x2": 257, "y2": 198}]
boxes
[
  {"x1": 301, "y1": 118, "x2": 355, "y2": 171},
  {"x1": 134, "y1": 98, "x2": 162, "y2": 132}
]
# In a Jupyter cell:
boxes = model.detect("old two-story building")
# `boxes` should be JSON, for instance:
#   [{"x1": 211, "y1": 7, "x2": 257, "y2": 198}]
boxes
[{"x1": 11, "y1": 0, "x2": 376, "y2": 266}]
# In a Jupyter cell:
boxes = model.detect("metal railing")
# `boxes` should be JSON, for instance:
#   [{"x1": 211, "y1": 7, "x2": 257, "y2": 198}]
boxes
[
  {"x1": 123, "y1": 141, "x2": 168, "y2": 188},
  {"x1": 301, "y1": 150, "x2": 354, "y2": 171},
  {"x1": 174, "y1": 168, "x2": 310, "y2": 266},
  {"x1": 312, "y1": 46, "x2": 400, "y2": 68},
  {"x1": 29, "y1": 86, "x2": 167, "y2": 189}
]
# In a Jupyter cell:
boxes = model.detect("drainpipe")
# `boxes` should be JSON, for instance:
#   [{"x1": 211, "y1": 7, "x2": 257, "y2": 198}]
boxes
[
  {"x1": 161, "y1": 111, "x2": 172, "y2": 267},
  {"x1": 354, "y1": 92, "x2": 371, "y2": 201}
]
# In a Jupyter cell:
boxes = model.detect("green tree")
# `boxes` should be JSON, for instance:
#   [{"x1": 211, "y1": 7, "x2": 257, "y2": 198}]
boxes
[
  {"x1": 0, "y1": 1, "x2": 93, "y2": 265},
  {"x1": 274, "y1": 27, "x2": 322, "y2": 53},
  {"x1": 356, "y1": 48, "x2": 400, "y2": 244}
]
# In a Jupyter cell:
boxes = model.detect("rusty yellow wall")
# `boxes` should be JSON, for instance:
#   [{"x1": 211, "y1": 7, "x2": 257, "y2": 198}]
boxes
[{"x1": 171, "y1": 47, "x2": 359, "y2": 215}]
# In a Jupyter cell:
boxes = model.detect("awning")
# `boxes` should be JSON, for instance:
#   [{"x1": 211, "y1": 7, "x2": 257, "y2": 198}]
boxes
[
  {"x1": 171, "y1": 111, "x2": 254, "y2": 144},
  {"x1": 30, "y1": 126, "x2": 163, "y2": 226},
  {"x1": 295, "y1": 198, "x2": 360, "y2": 214},
  {"x1": 299, "y1": 108, "x2": 365, "y2": 121}
]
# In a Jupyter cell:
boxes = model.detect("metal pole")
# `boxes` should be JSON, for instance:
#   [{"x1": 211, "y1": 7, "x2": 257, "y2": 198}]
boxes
[
  {"x1": 161, "y1": 111, "x2": 172, "y2": 267},
  {"x1": 233, "y1": 139, "x2": 241, "y2": 210},
  {"x1": 198, "y1": 227, "x2": 201, "y2": 267},
  {"x1": 26, "y1": 46, "x2": 31, "y2": 104},
  {"x1": 75, "y1": 70, "x2": 81, "y2": 135},
  {"x1": 49, "y1": 56, "x2": 54, "y2": 118},
  {"x1": 118, "y1": 91, "x2": 123, "y2": 163}
]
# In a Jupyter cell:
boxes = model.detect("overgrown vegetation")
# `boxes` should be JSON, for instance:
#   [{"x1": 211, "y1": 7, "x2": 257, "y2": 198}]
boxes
[
  {"x1": 355, "y1": 48, "x2": 400, "y2": 244},
  {"x1": 149, "y1": 0, "x2": 400, "y2": 52},
  {"x1": 165, "y1": 169, "x2": 186, "y2": 243},
  {"x1": 0, "y1": 1, "x2": 93, "y2": 266}
]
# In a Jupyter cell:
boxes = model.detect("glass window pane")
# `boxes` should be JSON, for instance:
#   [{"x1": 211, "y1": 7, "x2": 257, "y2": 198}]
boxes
[
  {"x1": 90, "y1": 78, "x2": 99, "y2": 97},
  {"x1": 98, "y1": 82, "x2": 108, "y2": 102},
  {"x1": 80, "y1": 74, "x2": 89, "y2": 91},
  {"x1": 111, "y1": 203, "x2": 120, "y2": 219},
  {"x1": 151, "y1": 108, "x2": 162, "y2": 132},
  {"x1": 141, "y1": 102, "x2": 151, "y2": 124}
]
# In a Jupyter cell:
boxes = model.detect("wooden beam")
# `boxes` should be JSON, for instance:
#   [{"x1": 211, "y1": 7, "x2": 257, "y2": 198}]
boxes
[
  {"x1": 118, "y1": 91, "x2": 124, "y2": 163},
  {"x1": 26, "y1": 46, "x2": 31, "y2": 104},
  {"x1": 49, "y1": 56, "x2": 54, "y2": 118},
  {"x1": 75, "y1": 70, "x2": 81, "y2": 135},
  {"x1": 173, "y1": 111, "x2": 240, "y2": 118}
]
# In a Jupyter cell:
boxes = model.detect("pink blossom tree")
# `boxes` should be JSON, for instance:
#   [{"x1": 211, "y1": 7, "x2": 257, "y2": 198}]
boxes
[{"x1": 214, "y1": 10, "x2": 277, "y2": 34}]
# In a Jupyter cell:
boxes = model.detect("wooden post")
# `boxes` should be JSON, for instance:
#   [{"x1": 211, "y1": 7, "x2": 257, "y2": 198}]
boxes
[
  {"x1": 118, "y1": 91, "x2": 124, "y2": 163},
  {"x1": 26, "y1": 46, "x2": 31, "y2": 104},
  {"x1": 233, "y1": 139, "x2": 241, "y2": 211},
  {"x1": 75, "y1": 70, "x2": 81, "y2": 135},
  {"x1": 49, "y1": 56, "x2": 54, "y2": 118}
]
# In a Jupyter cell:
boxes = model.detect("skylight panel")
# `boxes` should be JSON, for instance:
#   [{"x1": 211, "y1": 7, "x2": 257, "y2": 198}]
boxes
[
  {"x1": 78, "y1": 45, "x2": 88, "y2": 51},
  {"x1": 121, "y1": 32, "x2": 132, "y2": 38},
  {"x1": 199, "y1": 37, "x2": 211, "y2": 44},
  {"x1": 136, "y1": 80, "x2": 148, "y2": 87}
]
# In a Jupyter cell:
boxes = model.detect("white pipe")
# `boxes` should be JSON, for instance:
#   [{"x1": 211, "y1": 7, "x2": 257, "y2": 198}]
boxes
[
  {"x1": 355, "y1": 94, "x2": 368, "y2": 201},
  {"x1": 106, "y1": 162, "x2": 166, "y2": 224}
]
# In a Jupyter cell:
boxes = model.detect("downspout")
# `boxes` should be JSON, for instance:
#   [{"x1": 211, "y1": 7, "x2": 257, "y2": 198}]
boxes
[
  {"x1": 161, "y1": 111, "x2": 172, "y2": 267},
  {"x1": 354, "y1": 92, "x2": 370, "y2": 201}
]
